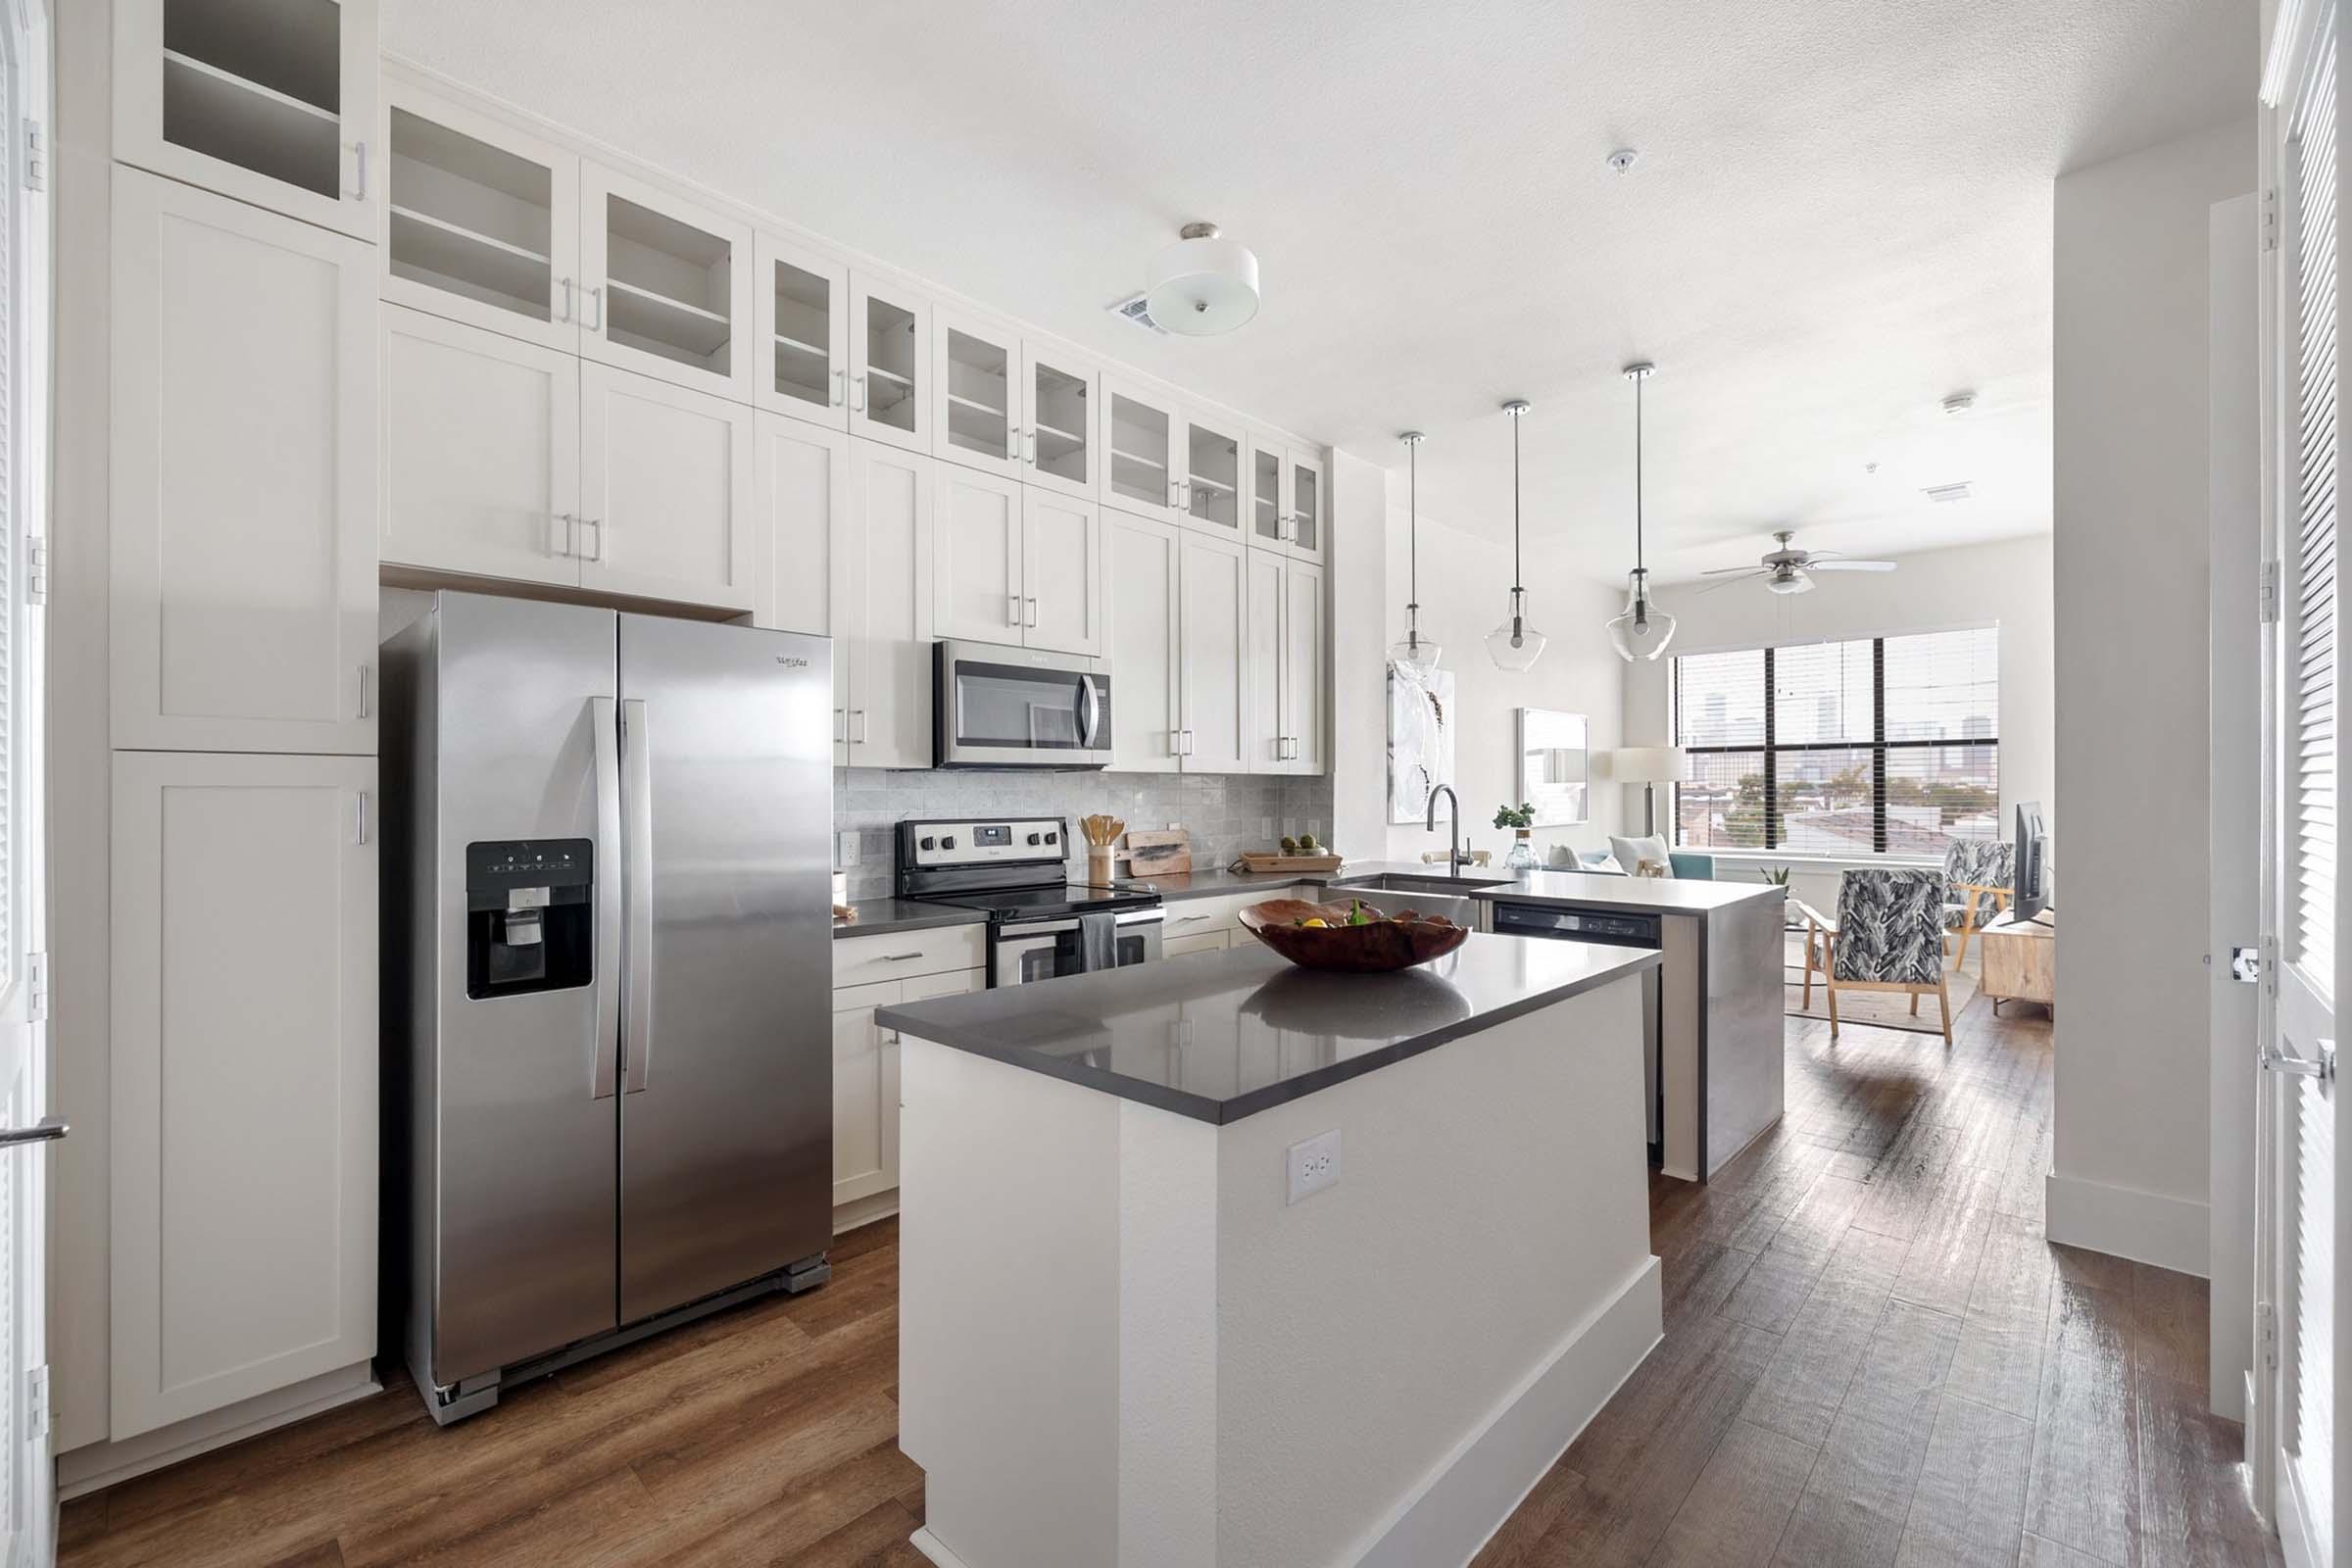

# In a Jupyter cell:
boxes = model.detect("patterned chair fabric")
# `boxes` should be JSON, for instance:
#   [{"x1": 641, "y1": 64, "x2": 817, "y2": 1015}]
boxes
[
  {"x1": 1834, "y1": 868, "x2": 1947, "y2": 985},
  {"x1": 1942, "y1": 839, "x2": 2016, "y2": 929}
]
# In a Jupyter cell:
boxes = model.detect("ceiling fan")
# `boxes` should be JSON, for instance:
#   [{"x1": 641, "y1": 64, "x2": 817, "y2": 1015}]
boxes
[{"x1": 1701, "y1": 530, "x2": 1898, "y2": 596}]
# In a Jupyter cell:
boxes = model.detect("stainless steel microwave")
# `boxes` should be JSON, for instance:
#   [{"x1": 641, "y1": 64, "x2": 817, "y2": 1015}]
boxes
[{"x1": 933, "y1": 640, "x2": 1112, "y2": 768}]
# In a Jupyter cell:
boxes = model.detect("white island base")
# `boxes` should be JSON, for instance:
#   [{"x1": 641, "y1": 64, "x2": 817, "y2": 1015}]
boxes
[{"x1": 896, "y1": 970, "x2": 1661, "y2": 1568}]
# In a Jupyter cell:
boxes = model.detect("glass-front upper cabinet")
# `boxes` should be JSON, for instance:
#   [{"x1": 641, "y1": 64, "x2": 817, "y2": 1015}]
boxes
[
  {"x1": 851, "y1": 273, "x2": 932, "y2": 455},
  {"x1": 1022, "y1": 345, "x2": 1096, "y2": 501},
  {"x1": 580, "y1": 162, "x2": 756, "y2": 403},
  {"x1": 931, "y1": 308, "x2": 1022, "y2": 481},
  {"x1": 755, "y1": 233, "x2": 849, "y2": 429},
  {"x1": 1182, "y1": 411, "x2": 1246, "y2": 539},
  {"x1": 1250, "y1": 436, "x2": 1285, "y2": 549},
  {"x1": 1287, "y1": 448, "x2": 1327, "y2": 564},
  {"x1": 381, "y1": 83, "x2": 579, "y2": 354},
  {"x1": 116, "y1": 0, "x2": 381, "y2": 241},
  {"x1": 1102, "y1": 374, "x2": 1181, "y2": 525}
]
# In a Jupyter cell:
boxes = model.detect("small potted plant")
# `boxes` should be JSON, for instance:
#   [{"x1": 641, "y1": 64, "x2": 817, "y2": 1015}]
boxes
[{"x1": 1493, "y1": 803, "x2": 1539, "y2": 869}]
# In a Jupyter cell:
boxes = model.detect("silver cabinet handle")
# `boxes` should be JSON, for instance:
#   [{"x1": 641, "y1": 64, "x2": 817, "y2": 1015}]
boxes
[
  {"x1": 851, "y1": 709, "x2": 868, "y2": 744},
  {"x1": 1007, "y1": 430, "x2": 1021, "y2": 463},
  {"x1": 552, "y1": 514, "x2": 576, "y2": 558},
  {"x1": 1026, "y1": 596, "x2": 1039, "y2": 628},
  {"x1": 351, "y1": 140, "x2": 368, "y2": 202},
  {"x1": 833, "y1": 707, "x2": 848, "y2": 745},
  {"x1": 0, "y1": 1118, "x2": 66, "y2": 1148},
  {"x1": 1170, "y1": 728, "x2": 1183, "y2": 757},
  {"x1": 1009, "y1": 594, "x2": 1023, "y2": 627},
  {"x1": 852, "y1": 373, "x2": 868, "y2": 414},
  {"x1": 1023, "y1": 428, "x2": 1036, "y2": 465},
  {"x1": 1173, "y1": 914, "x2": 1209, "y2": 926},
  {"x1": 2264, "y1": 1037, "x2": 2336, "y2": 1088},
  {"x1": 1181, "y1": 728, "x2": 1195, "y2": 756},
  {"x1": 586, "y1": 284, "x2": 605, "y2": 333},
  {"x1": 620, "y1": 698, "x2": 655, "y2": 1095},
  {"x1": 580, "y1": 518, "x2": 604, "y2": 563},
  {"x1": 354, "y1": 789, "x2": 368, "y2": 845},
  {"x1": 880, "y1": 952, "x2": 925, "y2": 962},
  {"x1": 589, "y1": 697, "x2": 623, "y2": 1100},
  {"x1": 558, "y1": 276, "x2": 575, "y2": 324},
  {"x1": 357, "y1": 664, "x2": 371, "y2": 719},
  {"x1": 832, "y1": 368, "x2": 847, "y2": 407}
]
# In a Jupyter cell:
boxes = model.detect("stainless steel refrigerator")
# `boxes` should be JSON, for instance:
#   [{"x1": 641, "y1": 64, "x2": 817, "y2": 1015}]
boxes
[{"x1": 382, "y1": 591, "x2": 833, "y2": 1426}]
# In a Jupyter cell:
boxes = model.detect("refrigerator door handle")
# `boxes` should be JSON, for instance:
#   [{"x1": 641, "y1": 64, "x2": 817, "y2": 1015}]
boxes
[
  {"x1": 620, "y1": 697, "x2": 655, "y2": 1095},
  {"x1": 590, "y1": 697, "x2": 623, "y2": 1100}
]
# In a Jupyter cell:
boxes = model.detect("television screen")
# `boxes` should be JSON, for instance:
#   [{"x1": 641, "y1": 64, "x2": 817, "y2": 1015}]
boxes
[{"x1": 2014, "y1": 802, "x2": 2047, "y2": 920}]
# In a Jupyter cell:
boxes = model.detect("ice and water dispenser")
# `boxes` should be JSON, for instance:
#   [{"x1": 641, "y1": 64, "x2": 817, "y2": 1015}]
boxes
[{"x1": 466, "y1": 840, "x2": 594, "y2": 999}]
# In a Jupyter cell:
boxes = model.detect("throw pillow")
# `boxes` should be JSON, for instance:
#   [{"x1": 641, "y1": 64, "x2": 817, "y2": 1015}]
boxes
[{"x1": 1608, "y1": 833, "x2": 1672, "y2": 879}]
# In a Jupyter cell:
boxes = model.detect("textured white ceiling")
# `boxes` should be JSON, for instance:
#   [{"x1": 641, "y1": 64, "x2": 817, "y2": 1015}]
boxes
[{"x1": 383, "y1": 0, "x2": 2253, "y2": 581}]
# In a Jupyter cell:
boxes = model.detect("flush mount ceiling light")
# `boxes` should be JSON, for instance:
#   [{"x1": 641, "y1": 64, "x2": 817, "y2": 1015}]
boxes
[
  {"x1": 1144, "y1": 221, "x2": 1260, "y2": 337},
  {"x1": 1605, "y1": 363, "x2": 1677, "y2": 662},
  {"x1": 1388, "y1": 431, "x2": 1442, "y2": 678},
  {"x1": 1485, "y1": 401, "x2": 1548, "y2": 672}
]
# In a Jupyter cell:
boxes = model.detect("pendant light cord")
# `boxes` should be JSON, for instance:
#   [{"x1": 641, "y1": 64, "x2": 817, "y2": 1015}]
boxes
[
  {"x1": 1511, "y1": 412, "x2": 1524, "y2": 593},
  {"x1": 1408, "y1": 439, "x2": 1419, "y2": 615},
  {"x1": 1634, "y1": 373, "x2": 1644, "y2": 576}
]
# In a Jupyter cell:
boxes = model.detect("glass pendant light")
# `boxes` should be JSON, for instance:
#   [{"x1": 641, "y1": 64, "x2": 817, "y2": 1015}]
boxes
[
  {"x1": 1387, "y1": 431, "x2": 1442, "y2": 677},
  {"x1": 1606, "y1": 362, "x2": 1677, "y2": 662},
  {"x1": 1485, "y1": 400, "x2": 1548, "y2": 671}
]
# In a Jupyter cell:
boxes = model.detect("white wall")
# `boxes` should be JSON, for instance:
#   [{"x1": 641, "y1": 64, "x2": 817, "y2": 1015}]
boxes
[
  {"x1": 1375, "y1": 496, "x2": 1628, "y2": 866},
  {"x1": 2050, "y1": 116, "x2": 2255, "y2": 1276},
  {"x1": 1329, "y1": 451, "x2": 1391, "y2": 860}
]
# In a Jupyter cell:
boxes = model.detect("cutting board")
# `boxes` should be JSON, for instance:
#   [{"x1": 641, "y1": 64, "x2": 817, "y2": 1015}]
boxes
[{"x1": 1122, "y1": 829, "x2": 1193, "y2": 877}]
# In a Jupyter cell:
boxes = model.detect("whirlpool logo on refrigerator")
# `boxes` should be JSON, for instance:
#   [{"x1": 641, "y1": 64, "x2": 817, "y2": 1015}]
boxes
[{"x1": 775, "y1": 656, "x2": 809, "y2": 668}]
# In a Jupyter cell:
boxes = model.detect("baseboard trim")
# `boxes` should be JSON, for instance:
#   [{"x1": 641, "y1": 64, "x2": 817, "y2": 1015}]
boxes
[
  {"x1": 1354, "y1": 1254, "x2": 1664, "y2": 1568},
  {"x1": 58, "y1": 1361, "x2": 380, "y2": 1499},
  {"x1": 2044, "y1": 1170, "x2": 2210, "y2": 1277},
  {"x1": 909, "y1": 1526, "x2": 972, "y2": 1568},
  {"x1": 832, "y1": 1189, "x2": 900, "y2": 1235}
]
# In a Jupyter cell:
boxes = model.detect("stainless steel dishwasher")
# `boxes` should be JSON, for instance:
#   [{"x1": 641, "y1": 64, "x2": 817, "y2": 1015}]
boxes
[{"x1": 1488, "y1": 903, "x2": 1665, "y2": 1163}]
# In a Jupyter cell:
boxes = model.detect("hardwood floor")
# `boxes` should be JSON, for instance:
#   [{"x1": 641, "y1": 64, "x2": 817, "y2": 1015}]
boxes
[{"x1": 62, "y1": 1003, "x2": 2276, "y2": 1567}]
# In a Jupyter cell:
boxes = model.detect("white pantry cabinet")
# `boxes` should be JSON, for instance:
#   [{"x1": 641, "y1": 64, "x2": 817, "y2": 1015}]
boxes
[
  {"x1": 115, "y1": 0, "x2": 380, "y2": 242},
  {"x1": 112, "y1": 168, "x2": 378, "y2": 756},
  {"x1": 380, "y1": 305, "x2": 580, "y2": 588},
  {"x1": 1105, "y1": 511, "x2": 1180, "y2": 773},
  {"x1": 932, "y1": 307, "x2": 1023, "y2": 482},
  {"x1": 577, "y1": 363, "x2": 759, "y2": 612},
  {"x1": 109, "y1": 751, "x2": 377, "y2": 1439},
  {"x1": 832, "y1": 955, "x2": 979, "y2": 1208},
  {"x1": 381, "y1": 81, "x2": 581, "y2": 354},
  {"x1": 851, "y1": 273, "x2": 932, "y2": 455},
  {"x1": 840, "y1": 439, "x2": 935, "y2": 768},
  {"x1": 1178, "y1": 530, "x2": 1250, "y2": 773},
  {"x1": 756, "y1": 232, "x2": 850, "y2": 429},
  {"x1": 582, "y1": 163, "x2": 757, "y2": 405}
]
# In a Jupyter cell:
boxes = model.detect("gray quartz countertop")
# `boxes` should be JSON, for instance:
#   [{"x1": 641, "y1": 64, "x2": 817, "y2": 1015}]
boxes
[
  {"x1": 1470, "y1": 870, "x2": 1786, "y2": 916},
  {"x1": 831, "y1": 899, "x2": 989, "y2": 940},
  {"x1": 1111, "y1": 867, "x2": 1333, "y2": 902},
  {"x1": 874, "y1": 934, "x2": 1661, "y2": 1124}
]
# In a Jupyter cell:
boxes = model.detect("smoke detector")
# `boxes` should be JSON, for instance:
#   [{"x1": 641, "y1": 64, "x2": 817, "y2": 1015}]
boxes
[
  {"x1": 1923, "y1": 481, "x2": 1975, "y2": 504},
  {"x1": 1143, "y1": 222, "x2": 1261, "y2": 337}
]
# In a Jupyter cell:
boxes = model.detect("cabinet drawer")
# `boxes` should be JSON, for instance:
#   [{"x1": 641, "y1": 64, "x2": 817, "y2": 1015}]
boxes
[
  {"x1": 1160, "y1": 930, "x2": 1229, "y2": 958},
  {"x1": 1156, "y1": 884, "x2": 1307, "y2": 938},
  {"x1": 833, "y1": 923, "x2": 985, "y2": 987}
]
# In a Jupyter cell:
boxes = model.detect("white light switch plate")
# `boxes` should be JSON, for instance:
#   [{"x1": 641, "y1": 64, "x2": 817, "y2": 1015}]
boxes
[{"x1": 1288, "y1": 1129, "x2": 1342, "y2": 1205}]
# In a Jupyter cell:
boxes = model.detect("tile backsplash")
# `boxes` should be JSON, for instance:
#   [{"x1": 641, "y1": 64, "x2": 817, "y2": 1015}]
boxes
[{"x1": 834, "y1": 769, "x2": 1337, "y2": 900}]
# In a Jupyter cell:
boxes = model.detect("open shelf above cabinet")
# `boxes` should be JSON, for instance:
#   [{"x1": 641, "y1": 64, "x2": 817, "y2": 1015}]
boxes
[
  {"x1": 162, "y1": 46, "x2": 341, "y2": 198},
  {"x1": 388, "y1": 205, "x2": 551, "y2": 318},
  {"x1": 607, "y1": 277, "x2": 732, "y2": 362}
]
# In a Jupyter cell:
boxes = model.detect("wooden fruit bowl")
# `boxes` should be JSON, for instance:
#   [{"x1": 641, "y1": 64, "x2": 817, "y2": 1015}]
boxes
[{"x1": 1236, "y1": 898, "x2": 1471, "y2": 973}]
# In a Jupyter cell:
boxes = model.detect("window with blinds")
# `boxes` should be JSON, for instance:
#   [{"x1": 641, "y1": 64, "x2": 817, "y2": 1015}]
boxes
[
  {"x1": 1671, "y1": 627, "x2": 1999, "y2": 855},
  {"x1": 2292, "y1": 37, "x2": 2339, "y2": 1005}
]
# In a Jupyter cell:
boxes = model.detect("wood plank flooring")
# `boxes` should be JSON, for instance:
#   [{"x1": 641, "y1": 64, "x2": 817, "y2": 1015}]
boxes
[{"x1": 63, "y1": 1003, "x2": 2277, "y2": 1567}]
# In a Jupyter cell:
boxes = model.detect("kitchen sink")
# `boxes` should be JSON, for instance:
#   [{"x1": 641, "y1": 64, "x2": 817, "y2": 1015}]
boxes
[
  {"x1": 1322, "y1": 871, "x2": 1510, "y2": 930},
  {"x1": 1325, "y1": 870, "x2": 1515, "y2": 896}
]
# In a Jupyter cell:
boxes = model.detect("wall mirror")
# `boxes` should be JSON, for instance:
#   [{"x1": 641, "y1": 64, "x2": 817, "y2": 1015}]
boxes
[{"x1": 1518, "y1": 709, "x2": 1590, "y2": 826}]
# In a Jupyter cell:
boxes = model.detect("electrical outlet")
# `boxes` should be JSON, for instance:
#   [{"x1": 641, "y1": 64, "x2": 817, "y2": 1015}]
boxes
[
  {"x1": 1287, "y1": 1129, "x2": 1342, "y2": 1205},
  {"x1": 835, "y1": 831, "x2": 860, "y2": 868}
]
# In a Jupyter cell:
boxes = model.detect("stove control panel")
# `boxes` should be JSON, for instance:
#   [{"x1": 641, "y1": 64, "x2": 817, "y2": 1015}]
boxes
[{"x1": 900, "y1": 817, "x2": 1065, "y2": 869}]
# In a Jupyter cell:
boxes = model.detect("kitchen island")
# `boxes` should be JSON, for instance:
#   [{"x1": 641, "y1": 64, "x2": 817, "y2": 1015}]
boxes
[{"x1": 879, "y1": 936, "x2": 1663, "y2": 1568}]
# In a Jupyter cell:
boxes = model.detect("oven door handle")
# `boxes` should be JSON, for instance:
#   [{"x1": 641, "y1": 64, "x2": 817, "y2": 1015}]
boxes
[
  {"x1": 1000, "y1": 918, "x2": 1082, "y2": 938},
  {"x1": 1114, "y1": 907, "x2": 1164, "y2": 926}
]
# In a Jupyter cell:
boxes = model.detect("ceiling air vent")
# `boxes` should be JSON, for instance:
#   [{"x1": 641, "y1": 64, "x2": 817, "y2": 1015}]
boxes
[
  {"x1": 1923, "y1": 481, "x2": 1974, "y2": 504},
  {"x1": 1108, "y1": 293, "x2": 1168, "y2": 336}
]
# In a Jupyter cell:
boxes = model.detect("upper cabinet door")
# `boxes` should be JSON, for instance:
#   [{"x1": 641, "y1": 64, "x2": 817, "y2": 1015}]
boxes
[
  {"x1": 850, "y1": 273, "x2": 931, "y2": 454},
  {"x1": 755, "y1": 233, "x2": 850, "y2": 430},
  {"x1": 843, "y1": 443, "x2": 935, "y2": 768},
  {"x1": 1282, "y1": 561, "x2": 1327, "y2": 773},
  {"x1": 112, "y1": 169, "x2": 378, "y2": 756},
  {"x1": 580, "y1": 163, "x2": 757, "y2": 404},
  {"x1": 931, "y1": 308, "x2": 1023, "y2": 482},
  {"x1": 1181, "y1": 410, "x2": 1247, "y2": 542},
  {"x1": 1287, "y1": 448, "x2": 1328, "y2": 564},
  {"x1": 380, "y1": 306, "x2": 581, "y2": 588},
  {"x1": 753, "y1": 415, "x2": 850, "y2": 760},
  {"x1": 577, "y1": 363, "x2": 758, "y2": 613},
  {"x1": 1101, "y1": 374, "x2": 1182, "y2": 525},
  {"x1": 380, "y1": 83, "x2": 580, "y2": 355},
  {"x1": 932, "y1": 465, "x2": 1024, "y2": 646},
  {"x1": 1248, "y1": 433, "x2": 1287, "y2": 552},
  {"x1": 1243, "y1": 547, "x2": 1283, "y2": 774},
  {"x1": 1177, "y1": 531, "x2": 1249, "y2": 774},
  {"x1": 1021, "y1": 490, "x2": 1102, "y2": 658},
  {"x1": 1105, "y1": 512, "x2": 1179, "y2": 773},
  {"x1": 115, "y1": 0, "x2": 380, "y2": 242},
  {"x1": 1021, "y1": 344, "x2": 1096, "y2": 501}
]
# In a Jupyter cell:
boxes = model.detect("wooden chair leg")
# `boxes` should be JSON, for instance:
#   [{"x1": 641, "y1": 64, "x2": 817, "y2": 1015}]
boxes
[
  {"x1": 1936, "y1": 972, "x2": 1953, "y2": 1046},
  {"x1": 1950, "y1": 889, "x2": 1979, "y2": 972},
  {"x1": 1825, "y1": 941, "x2": 1839, "y2": 1038},
  {"x1": 1802, "y1": 928, "x2": 1816, "y2": 1007},
  {"x1": 1910, "y1": 991, "x2": 1920, "y2": 1015}
]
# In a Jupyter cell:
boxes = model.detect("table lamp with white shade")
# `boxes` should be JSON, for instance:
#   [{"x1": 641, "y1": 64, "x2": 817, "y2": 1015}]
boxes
[{"x1": 1609, "y1": 747, "x2": 1687, "y2": 837}]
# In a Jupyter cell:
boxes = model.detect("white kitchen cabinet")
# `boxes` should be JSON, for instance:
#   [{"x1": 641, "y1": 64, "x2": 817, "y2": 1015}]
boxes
[
  {"x1": 756, "y1": 232, "x2": 850, "y2": 428},
  {"x1": 754, "y1": 412, "x2": 850, "y2": 759},
  {"x1": 577, "y1": 363, "x2": 759, "y2": 612},
  {"x1": 841, "y1": 439, "x2": 935, "y2": 767},
  {"x1": 1287, "y1": 448, "x2": 1329, "y2": 564},
  {"x1": 110, "y1": 751, "x2": 377, "y2": 1439},
  {"x1": 1102, "y1": 374, "x2": 1182, "y2": 524},
  {"x1": 1244, "y1": 548, "x2": 1284, "y2": 773},
  {"x1": 1022, "y1": 344, "x2": 1096, "y2": 501},
  {"x1": 1160, "y1": 930, "x2": 1230, "y2": 959},
  {"x1": 1282, "y1": 560, "x2": 1327, "y2": 772},
  {"x1": 851, "y1": 273, "x2": 931, "y2": 454},
  {"x1": 1106, "y1": 512, "x2": 1180, "y2": 773},
  {"x1": 1022, "y1": 489, "x2": 1102, "y2": 658},
  {"x1": 932, "y1": 307, "x2": 1023, "y2": 481},
  {"x1": 1181, "y1": 409, "x2": 1248, "y2": 542},
  {"x1": 933, "y1": 466, "x2": 1025, "y2": 645},
  {"x1": 115, "y1": 0, "x2": 380, "y2": 241},
  {"x1": 112, "y1": 168, "x2": 378, "y2": 756},
  {"x1": 381, "y1": 81, "x2": 580, "y2": 353},
  {"x1": 1178, "y1": 531, "x2": 1250, "y2": 773},
  {"x1": 380, "y1": 305, "x2": 581, "y2": 587},
  {"x1": 582, "y1": 162, "x2": 757, "y2": 404},
  {"x1": 833, "y1": 964, "x2": 977, "y2": 1208},
  {"x1": 1249, "y1": 434, "x2": 1287, "y2": 553}
]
